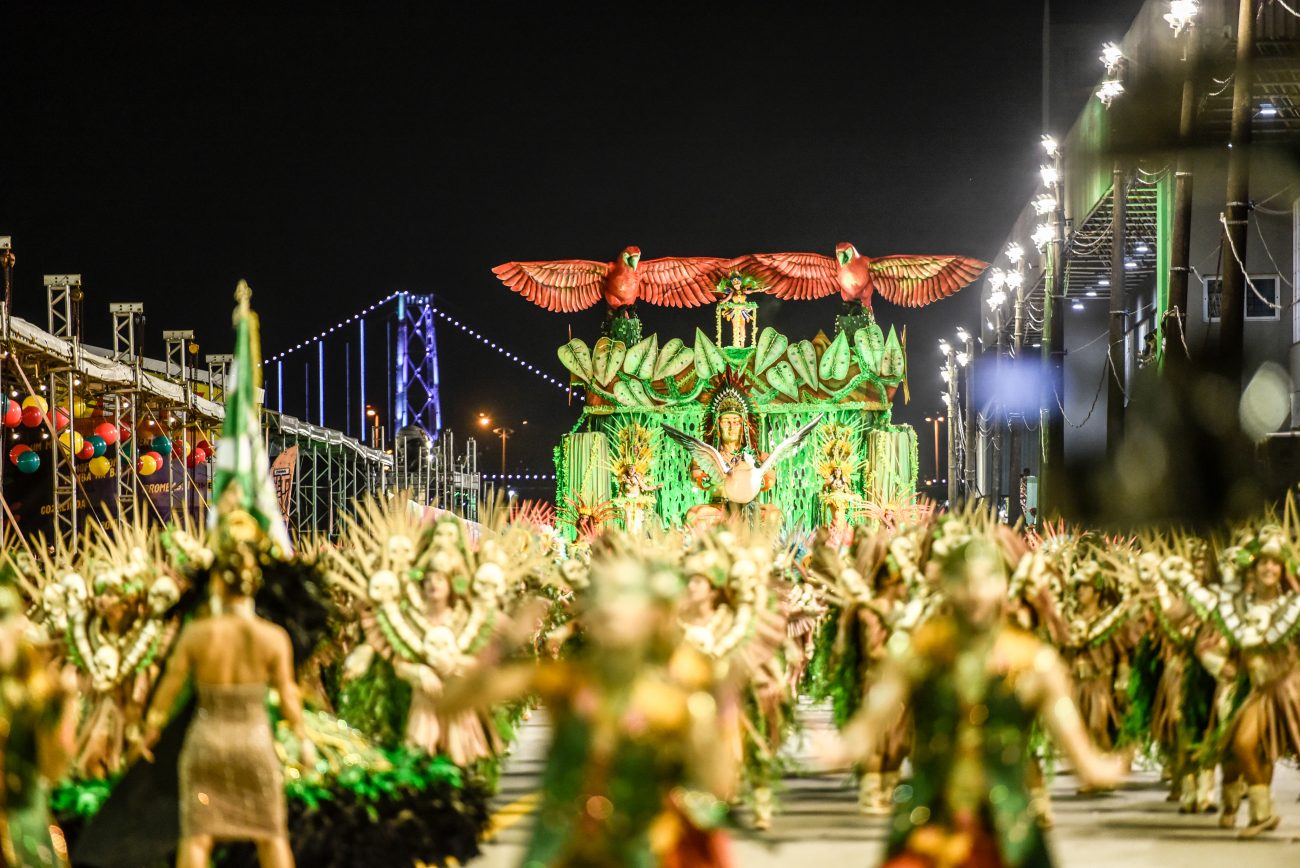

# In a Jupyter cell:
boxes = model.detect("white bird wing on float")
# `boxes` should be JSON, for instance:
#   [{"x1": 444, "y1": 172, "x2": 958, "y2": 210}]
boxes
[
  {"x1": 757, "y1": 414, "x2": 825, "y2": 477},
  {"x1": 662, "y1": 424, "x2": 730, "y2": 481}
]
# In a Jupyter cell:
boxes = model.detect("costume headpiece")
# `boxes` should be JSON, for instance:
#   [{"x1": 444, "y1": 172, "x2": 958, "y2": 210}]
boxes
[
  {"x1": 1236, "y1": 524, "x2": 1298, "y2": 579},
  {"x1": 708, "y1": 385, "x2": 751, "y2": 421}
]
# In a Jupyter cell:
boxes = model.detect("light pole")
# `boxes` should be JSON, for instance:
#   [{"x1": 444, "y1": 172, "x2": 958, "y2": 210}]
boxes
[
  {"x1": 986, "y1": 271, "x2": 1008, "y2": 512},
  {"x1": 366, "y1": 404, "x2": 383, "y2": 450},
  {"x1": 955, "y1": 327, "x2": 975, "y2": 501},
  {"x1": 1003, "y1": 253, "x2": 1028, "y2": 524},
  {"x1": 1164, "y1": 0, "x2": 1200, "y2": 368},
  {"x1": 1039, "y1": 133, "x2": 1066, "y2": 518},
  {"x1": 922, "y1": 414, "x2": 945, "y2": 493},
  {"x1": 492, "y1": 425, "x2": 515, "y2": 476},
  {"x1": 940, "y1": 339, "x2": 958, "y2": 506}
]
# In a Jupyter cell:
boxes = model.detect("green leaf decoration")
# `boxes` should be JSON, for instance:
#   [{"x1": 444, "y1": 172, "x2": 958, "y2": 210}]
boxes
[
  {"x1": 787, "y1": 340, "x2": 820, "y2": 392},
  {"x1": 819, "y1": 331, "x2": 852, "y2": 382},
  {"x1": 765, "y1": 361, "x2": 800, "y2": 400},
  {"x1": 622, "y1": 335, "x2": 658, "y2": 380},
  {"x1": 592, "y1": 336, "x2": 627, "y2": 387},
  {"x1": 693, "y1": 328, "x2": 726, "y2": 381},
  {"x1": 557, "y1": 338, "x2": 593, "y2": 382},
  {"x1": 652, "y1": 337, "x2": 694, "y2": 381},
  {"x1": 612, "y1": 378, "x2": 654, "y2": 408},
  {"x1": 881, "y1": 326, "x2": 904, "y2": 380},
  {"x1": 754, "y1": 327, "x2": 788, "y2": 376},
  {"x1": 854, "y1": 323, "x2": 885, "y2": 374}
]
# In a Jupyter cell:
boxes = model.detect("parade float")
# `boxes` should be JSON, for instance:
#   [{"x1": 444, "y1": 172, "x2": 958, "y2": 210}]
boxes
[{"x1": 493, "y1": 244, "x2": 987, "y2": 537}]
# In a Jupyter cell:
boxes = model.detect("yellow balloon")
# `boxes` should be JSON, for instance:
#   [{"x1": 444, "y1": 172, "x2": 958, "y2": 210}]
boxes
[
  {"x1": 73, "y1": 396, "x2": 92, "y2": 419},
  {"x1": 88, "y1": 456, "x2": 112, "y2": 478},
  {"x1": 21, "y1": 395, "x2": 48, "y2": 413},
  {"x1": 57, "y1": 431, "x2": 85, "y2": 452},
  {"x1": 138, "y1": 455, "x2": 158, "y2": 476}
]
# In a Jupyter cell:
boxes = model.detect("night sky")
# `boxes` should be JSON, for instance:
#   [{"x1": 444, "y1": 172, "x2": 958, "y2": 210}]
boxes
[{"x1": 2, "y1": 1, "x2": 1145, "y2": 479}]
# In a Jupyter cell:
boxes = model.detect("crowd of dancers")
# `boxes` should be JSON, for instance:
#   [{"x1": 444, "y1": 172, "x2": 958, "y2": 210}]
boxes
[{"x1": 3, "y1": 491, "x2": 1300, "y2": 867}]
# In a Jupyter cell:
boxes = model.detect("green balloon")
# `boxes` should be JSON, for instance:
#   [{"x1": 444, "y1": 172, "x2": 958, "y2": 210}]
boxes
[
  {"x1": 151, "y1": 435, "x2": 173, "y2": 456},
  {"x1": 16, "y1": 451, "x2": 40, "y2": 473}
]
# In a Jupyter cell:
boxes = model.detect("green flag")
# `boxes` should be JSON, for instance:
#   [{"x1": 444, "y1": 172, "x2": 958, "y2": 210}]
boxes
[{"x1": 209, "y1": 281, "x2": 293, "y2": 553}]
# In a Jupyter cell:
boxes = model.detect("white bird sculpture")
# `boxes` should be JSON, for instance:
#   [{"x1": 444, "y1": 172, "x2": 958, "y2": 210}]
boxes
[{"x1": 662, "y1": 414, "x2": 824, "y2": 505}]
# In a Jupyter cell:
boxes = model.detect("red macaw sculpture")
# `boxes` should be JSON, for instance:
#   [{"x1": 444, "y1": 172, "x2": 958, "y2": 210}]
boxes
[
  {"x1": 738, "y1": 243, "x2": 987, "y2": 310},
  {"x1": 492, "y1": 246, "x2": 734, "y2": 315}
]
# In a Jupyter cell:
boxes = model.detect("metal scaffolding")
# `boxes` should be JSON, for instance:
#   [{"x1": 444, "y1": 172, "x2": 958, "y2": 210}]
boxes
[
  {"x1": 163, "y1": 330, "x2": 195, "y2": 524},
  {"x1": 45, "y1": 275, "x2": 80, "y2": 541},
  {"x1": 205, "y1": 354, "x2": 232, "y2": 404},
  {"x1": 109, "y1": 302, "x2": 145, "y2": 523},
  {"x1": 266, "y1": 410, "x2": 391, "y2": 539},
  {"x1": 393, "y1": 425, "x2": 480, "y2": 521}
]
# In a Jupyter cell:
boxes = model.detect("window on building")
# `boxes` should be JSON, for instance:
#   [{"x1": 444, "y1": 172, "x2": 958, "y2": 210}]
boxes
[{"x1": 1204, "y1": 275, "x2": 1281, "y2": 322}]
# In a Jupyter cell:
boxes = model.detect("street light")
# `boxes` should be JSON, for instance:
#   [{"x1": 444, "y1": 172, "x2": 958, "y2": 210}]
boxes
[
  {"x1": 1032, "y1": 222, "x2": 1054, "y2": 249},
  {"x1": 1099, "y1": 42, "x2": 1124, "y2": 73},
  {"x1": 492, "y1": 425, "x2": 516, "y2": 475},
  {"x1": 366, "y1": 404, "x2": 382, "y2": 448},
  {"x1": 1165, "y1": 0, "x2": 1198, "y2": 36},
  {"x1": 923, "y1": 415, "x2": 944, "y2": 485}
]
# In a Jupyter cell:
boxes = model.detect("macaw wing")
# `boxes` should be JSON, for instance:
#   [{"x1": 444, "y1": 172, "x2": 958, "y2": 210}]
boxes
[
  {"x1": 662, "y1": 424, "x2": 728, "y2": 479},
  {"x1": 758, "y1": 413, "x2": 825, "y2": 475},
  {"x1": 639, "y1": 257, "x2": 733, "y2": 308},
  {"x1": 734, "y1": 252, "x2": 839, "y2": 300},
  {"x1": 491, "y1": 259, "x2": 610, "y2": 313},
  {"x1": 869, "y1": 255, "x2": 988, "y2": 308}
]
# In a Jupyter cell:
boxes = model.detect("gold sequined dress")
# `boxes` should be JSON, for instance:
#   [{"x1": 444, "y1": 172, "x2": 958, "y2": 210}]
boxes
[{"x1": 179, "y1": 683, "x2": 286, "y2": 841}]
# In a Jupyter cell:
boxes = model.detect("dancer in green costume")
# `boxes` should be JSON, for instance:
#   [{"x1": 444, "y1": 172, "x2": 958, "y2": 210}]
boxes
[{"x1": 830, "y1": 540, "x2": 1122, "y2": 868}]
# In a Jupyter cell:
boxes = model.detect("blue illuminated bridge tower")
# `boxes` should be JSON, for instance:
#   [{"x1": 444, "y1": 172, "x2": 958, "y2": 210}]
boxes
[{"x1": 395, "y1": 292, "x2": 442, "y2": 436}]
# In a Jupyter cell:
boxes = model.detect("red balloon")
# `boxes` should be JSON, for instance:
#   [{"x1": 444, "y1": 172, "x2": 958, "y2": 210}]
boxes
[
  {"x1": 2, "y1": 400, "x2": 20, "y2": 428},
  {"x1": 21, "y1": 406, "x2": 44, "y2": 428},
  {"x1": 118, "y1": 424, "x2": 132, "y2": 443},
  {"x1": 145, "y1": 450, "x2": 163, "y2": 466},
  {"x1": 76, "y1": 440, "x2": 96, "y2": 460},
  {"x1": 193, "y1": 447, "x2": 209, "y2": 463},
  {"x1": 196, "y1": 440, "x2": 212, "y2": 454},
  {"x1": 95, "y1": 422, "x2": 120, "y2": 446},
  {"x1": 8, "y1": 444, "x2": 31, "y2": 465},
  {"x1": 54, "y1": 408, "x2": 70, "y2": 431}
]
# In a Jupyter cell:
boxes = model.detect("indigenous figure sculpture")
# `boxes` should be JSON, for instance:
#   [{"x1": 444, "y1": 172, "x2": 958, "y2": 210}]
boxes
[{"x1": 662, "y1": 382, "x2": 821, "y2": 529}]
